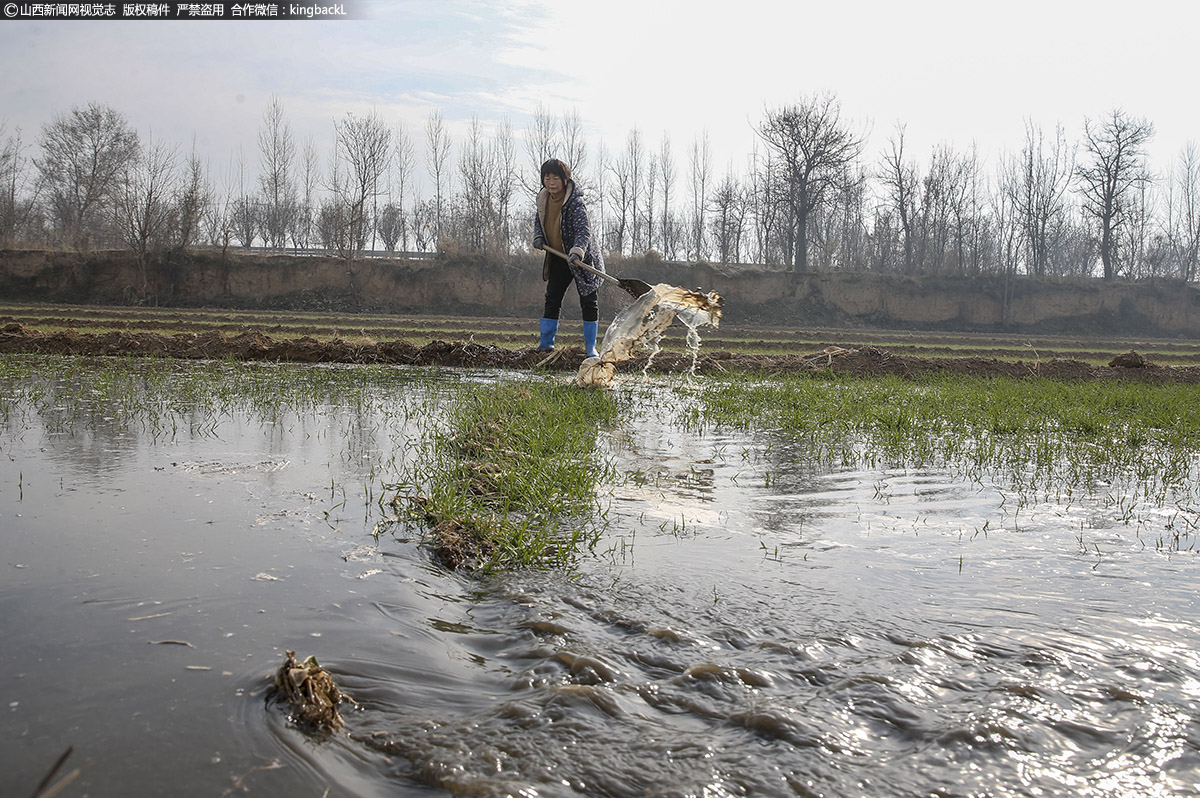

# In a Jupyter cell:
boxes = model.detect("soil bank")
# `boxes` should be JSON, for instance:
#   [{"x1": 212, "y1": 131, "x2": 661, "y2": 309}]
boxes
[{"x1": 3, "y1": 249, "x2": 1200, "y2": 338}]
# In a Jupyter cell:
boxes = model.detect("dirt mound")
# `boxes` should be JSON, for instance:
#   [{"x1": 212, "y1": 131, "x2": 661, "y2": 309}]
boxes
[
  {"x1": 1109, "y1": 349, "x2": 1147, "y2": 368},
  {"x1": 2, "y1": 325, "x2": 1199, "y2": 383}
]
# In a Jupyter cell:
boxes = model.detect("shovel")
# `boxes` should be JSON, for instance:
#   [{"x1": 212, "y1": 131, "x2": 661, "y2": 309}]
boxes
[{"x1": 541, "y1": 244, "x2": 653, "y2": 299}]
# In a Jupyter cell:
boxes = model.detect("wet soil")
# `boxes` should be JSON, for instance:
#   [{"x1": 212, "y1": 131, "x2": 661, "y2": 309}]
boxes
[{"x1": 3, "y1": 321, "x2": 1199, "y2": 383}]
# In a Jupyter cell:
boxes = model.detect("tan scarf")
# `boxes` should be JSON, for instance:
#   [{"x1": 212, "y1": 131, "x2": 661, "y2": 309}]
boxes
[{"x1": 544, "y1": 192, "x2": 565, "y2": 254}]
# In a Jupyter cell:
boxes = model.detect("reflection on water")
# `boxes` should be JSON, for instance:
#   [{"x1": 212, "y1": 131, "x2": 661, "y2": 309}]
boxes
[{"x1": 1, "y1": 358, "x2": 1198, "y2": 797}]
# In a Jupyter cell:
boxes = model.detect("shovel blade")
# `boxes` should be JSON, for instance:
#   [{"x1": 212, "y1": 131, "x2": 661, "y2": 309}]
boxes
[{"x1": 620, "y1": 278, "x2": 654, "y2": 298}]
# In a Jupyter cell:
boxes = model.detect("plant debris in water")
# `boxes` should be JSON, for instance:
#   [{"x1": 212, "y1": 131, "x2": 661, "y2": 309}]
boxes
[{"x1": 271, "y1": 650, "x2": 353, "y2": 732}]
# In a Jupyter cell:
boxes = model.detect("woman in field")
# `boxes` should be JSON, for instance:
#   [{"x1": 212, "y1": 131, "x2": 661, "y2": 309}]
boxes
[{"x1": 531, "y1": 158, "x2": 605, "y2": 356}]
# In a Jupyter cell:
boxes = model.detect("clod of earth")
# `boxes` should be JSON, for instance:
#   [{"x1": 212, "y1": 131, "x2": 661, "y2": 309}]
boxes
[
  {"x1": 1109, "y1": 349, "x2": 1147, "y2": 368},
  {"x1": 271, "y1": 649, "x2": 353, "y2": 732},
  {"x1": 410, "y1": 493, "x2": 492, "y2": 571}
]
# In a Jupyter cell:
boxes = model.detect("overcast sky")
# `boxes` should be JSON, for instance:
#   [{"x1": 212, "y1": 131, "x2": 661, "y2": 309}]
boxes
[{"x1": 2, "y1": 0, "x2": 1196, "y2": 198}]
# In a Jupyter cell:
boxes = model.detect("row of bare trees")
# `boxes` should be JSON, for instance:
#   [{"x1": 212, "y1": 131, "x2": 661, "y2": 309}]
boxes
[
  {"x1": 746, "y1": 98, "x2": 1193, "y2": 283},
  {"x1": 527, "y1": 95, "x2": 1194, "y2": 283},
  {"x1": 2, "y1": 95, "x2": 1198, "y2": 283},
  {"x1": 0, "y1": 104, "x2": 212, "y2": 293}
]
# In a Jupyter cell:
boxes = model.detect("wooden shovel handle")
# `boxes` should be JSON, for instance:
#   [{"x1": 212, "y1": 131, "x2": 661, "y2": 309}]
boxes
[{"x1": 541, "y1": 244, "x2": 620, "y2": 287}]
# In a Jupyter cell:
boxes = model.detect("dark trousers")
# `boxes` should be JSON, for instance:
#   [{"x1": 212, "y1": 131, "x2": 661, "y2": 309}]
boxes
[{"x1": 543, "y1": 255, "x2": 599, "y2": 322}]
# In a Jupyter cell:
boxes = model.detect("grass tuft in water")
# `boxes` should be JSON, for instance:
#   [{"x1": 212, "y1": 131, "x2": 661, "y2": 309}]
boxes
[{"x1": 384, "y1": 379, "x2": 620, "y2": 572}]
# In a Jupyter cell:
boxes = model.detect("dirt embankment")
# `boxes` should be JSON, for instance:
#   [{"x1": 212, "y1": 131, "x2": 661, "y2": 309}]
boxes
[
  {"x1": 3, "y1": 322, "x2": 1198, "y2": 384},
  {"x1": 3, "y1": 249, "x2": 1200, "y2": 337}
]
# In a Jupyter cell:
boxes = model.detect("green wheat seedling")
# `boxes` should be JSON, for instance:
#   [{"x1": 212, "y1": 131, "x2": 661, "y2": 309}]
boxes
[
  {"x1": 695, "y1": 372, "x2": 1200, "y2": 539},
  {"x1": 0, "y1": 354, "x2": 431, "y2": 440}
]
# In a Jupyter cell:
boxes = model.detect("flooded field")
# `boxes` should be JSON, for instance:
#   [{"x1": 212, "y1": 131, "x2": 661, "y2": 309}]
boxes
[{"x1": 3, "y1": 355, "x2": 1200, "y2": 797}]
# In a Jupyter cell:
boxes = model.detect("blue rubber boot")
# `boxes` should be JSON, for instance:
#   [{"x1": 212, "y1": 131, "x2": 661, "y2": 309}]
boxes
[
  {"x1": 583, "y1": 320, "x2": 599, "y2": 358},
  {"x1": 538, "y1": 318, "x2": 558, "y2": 351}
]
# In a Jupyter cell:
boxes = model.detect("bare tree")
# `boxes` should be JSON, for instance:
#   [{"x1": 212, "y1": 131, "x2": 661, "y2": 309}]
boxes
[
  {"x1": 230, "y1": 149, "x2": 258, "y2": 248},
  {"x1": 0, "y1": 121, "x2": 38, "y2": 247},
  {"x1": 1075, "y1": 109, "x2": 1154, "y2": 280},
  {"x1": 202, "y1": 161, "x2": 234, "y2": 255},
  {"x1": 411, "y1": 196, "x2": 437, "y2": 252},
  {"x1": 289, "y1": 137, "x2": 319, "y2": 250},
  {"x1": 173, "y1": 146, "x2": 210, "y2": 252},
  {"x1": 592, "y1": 141, "x2": 609, "y2": 252},
  {"x1": 1163, "y1": 142, "x2": 1200, "y2": 281},
  {"x1": 992, "y1": 158, "x2": 1023, "y2": 321},
  {"x1": 494, "y1": 117, "x2": 518, "y2": 251},
  {"x1": 878, "y1": 124, "x2": 919, "y2": 273},
  {"x1": 917, "y1": 145, "x2": 953, "y2": 273},
  {"x1": 1057, "y1": 211, "x2": 1099, "y2": 277},
  {"x1": 256, "y1": 96, "x2": 296, "y2": 249},
  {"x1": 334, "y1": 110, "x2": 392, "y2": 260},
  {"x1": 948, "y1": 145, "x2": 987, "y2": 275},
  {"x1": 1008, "y1": 121, "x2": 1074, "y2": 277},
  {"x1": 321, "y1": 135, "x2": 354, "y2": 256},
  {"x1": 811, "y1": 164, "x2": 868, "y2": 271},
  {"x1": 424, "y1": 109, "x2": 452, "y2": 246},
  {"x1": 230, "y1": 196, "x2": 259, "y2": 249},
  {"x1": 376, "y1": 203, "x2": 403, "y2": 251},
  {"x1": 561, "y1": 109, "x2": 588, "y2": 177},
  {"x1": 624, "y1": 128, "x2": 646, "y2": 252},
  {"x1": 201, "y1": 198, "x2": 230, "y2": 252},
  {"x1": 644, "y1": 153, "x2": 659, "y2": 254},
  {"x1": 200, "y1": 150, "x2": 238, "y2": 254},
  {"x1": 688, "y1": 131, "x2": 712, "y2": 261},
  {"x1": 747, "y1": 143, "x2": 787, "y2": 266},
  {"x1": 392, "y1": 122, "x2": 415, "y2": 251},
  {"x1": 710, "y1": 167, "x2": 747, "y2": 264},
  {"x1": 455, "y1": 115, "x2": 505, "y2": 254},
  {"x1": 916, "y1": 143, "x2": 982, "y2": 275},
  {"x1": 659, "y1": 133, "x2": 678, "y2": 259},
  {"x1": 522, "y1": 104, "x2": 559, "y2": 193},
  {"x1": 316, "y1": 198, "x2": 351, "y2": 253},
  {"x1": 112, "y1": 138, "x2": 178, "y2": 297},
  {"x1": 36, "y1": 102, "x2": 140, "y2": 248},
  {"x1": 1121, "y1": 178, "x2": 1156, "y2": 278},
  {"x1": 606, "y1": 138, "x2": 634, "y2": 256},
  {"x1": 758, "y1": 93, "x2": 864, "y2": 275}
]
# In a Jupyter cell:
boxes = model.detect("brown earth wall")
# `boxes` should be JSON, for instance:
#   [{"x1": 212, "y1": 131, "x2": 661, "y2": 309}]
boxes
[{"x1": 2, "y1": 249, "x2": 1198, "y2": 337}]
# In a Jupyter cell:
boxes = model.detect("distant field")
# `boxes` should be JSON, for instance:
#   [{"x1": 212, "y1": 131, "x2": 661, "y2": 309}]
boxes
[{"x1": 3, "y1": 300, "x2": 1200, "y2": 366}]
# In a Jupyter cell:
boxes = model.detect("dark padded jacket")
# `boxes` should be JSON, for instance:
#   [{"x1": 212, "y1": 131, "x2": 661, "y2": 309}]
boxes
[{"x1": 533, "y1": 180, "x2": 605, "y2": 295}]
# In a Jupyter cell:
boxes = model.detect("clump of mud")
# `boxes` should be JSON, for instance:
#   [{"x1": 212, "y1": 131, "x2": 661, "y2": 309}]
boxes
[
  {"x1": 578, "y1": 284, "x2": 724, "y2": 388},
  {"x1": 1109, "y1": 349, "x2": 1147, "y2": 368},
  {"x1": 271, "y1": 650, "x2": 354, "y2": 732},
  {"x1": 407, "y1": 493, "x2": 492, "y2": 571}
]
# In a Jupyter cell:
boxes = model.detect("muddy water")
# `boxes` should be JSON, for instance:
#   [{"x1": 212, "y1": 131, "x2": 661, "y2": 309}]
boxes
[
  {"x1": 577, "y1": 284, "x2": 722, "y2": 389},
  {"x1": 3, "y1": 359, "x2": 1200, "y2": 797}
]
